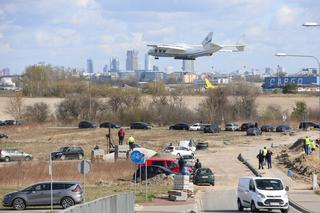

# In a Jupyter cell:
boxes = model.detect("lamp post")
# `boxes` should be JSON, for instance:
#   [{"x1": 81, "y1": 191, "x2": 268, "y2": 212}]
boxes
[{"x1": 275, "y1": 53, "x2": 320, "y2": 75}]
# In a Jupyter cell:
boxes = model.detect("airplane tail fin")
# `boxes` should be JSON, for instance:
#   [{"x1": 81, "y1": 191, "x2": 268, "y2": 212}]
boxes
[
  {"x1": 204, "y1": 78, "x2": 217, "y2": 89},
  {"x1": 236, "y1": 34, "x2": 245, "y2": 51},
  {"x1": 202, "y1": 32, "x2": 213, "y2": 47}
]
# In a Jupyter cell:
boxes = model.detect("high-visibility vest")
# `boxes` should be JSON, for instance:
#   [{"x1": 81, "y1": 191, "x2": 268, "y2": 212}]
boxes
[
  {"x1": 305, "y1": 138, "x2": 310, "y2": 146},
  {"x1": 128, "y1": 136, "x2": 135, "y2": 144},
  {"x1": 262, "y1": 148, "x2": 267, "y2": 156},
  {"x1": 310, "y1": 140, "x2": 315, "y2": 149}
]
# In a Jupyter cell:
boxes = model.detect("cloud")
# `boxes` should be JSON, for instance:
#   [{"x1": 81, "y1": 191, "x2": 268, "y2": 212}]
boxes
[{"x1": 277, "y1": 5, "x2": 302, "y2": 26}]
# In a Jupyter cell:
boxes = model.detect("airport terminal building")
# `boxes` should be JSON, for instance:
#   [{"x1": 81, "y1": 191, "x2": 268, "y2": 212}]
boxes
[{"x1": 263, "y1": 76, "x2": 320, "y2": 92}]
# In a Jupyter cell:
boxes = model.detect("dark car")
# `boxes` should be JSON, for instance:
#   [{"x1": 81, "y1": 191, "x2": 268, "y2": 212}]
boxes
[
  {"x1": 246, "y1": 127, "x2": 262, "y2": 136},
  {"x1": 130, "y1": 122, "x2": 152, "y2": 129},
  {"x1": 99, "y1": 122, "x2": 120, "y2": 128},
  {"x1": 4, "y1": 120, "x2": 21, "y2": 126},
  {"x1": 2, "y1": 181, "x2": 83, "y2": 210},
  {"x1": 260, "y1": 125, "x2": 274, "y2": 132},
  {"x1": 0, "y1": 120, "x2": 5, "y2": 126},
  {"x1": 78, "y1": 120, "x2": 96, "y2": 128},
  {"x1": 276, "y1": 125, "x2": 290, "y2": 132},
  {"x1": 169, "y1": 123, "x2": 189, "y2": 130},
  {"x1": 240, "y1": 122, "x2": 255, "y2": 131},
  {"x1": 203, "y1": 123, "x2": 220, "y2": 133},
  {"x1": 51, "y1": 147, "x2": 84, "y2": 160},
  {"x1": 299, "y1": 121, "x2": 319, "y2": 130},
  {"x1": 133, "y1": 165, "x2": 177, "y2": 182},
  {"x1": 193, "y1": 168, "x2": 215, "y2": 186}
]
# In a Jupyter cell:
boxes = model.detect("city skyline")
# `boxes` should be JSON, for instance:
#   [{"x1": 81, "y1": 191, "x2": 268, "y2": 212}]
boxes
[{"x1": 0, "y1": 0, "x2": 320, "y2": 74}]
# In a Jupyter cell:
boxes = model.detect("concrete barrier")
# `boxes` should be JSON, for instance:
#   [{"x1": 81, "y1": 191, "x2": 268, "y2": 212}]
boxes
[{"x1": 60, "y1": 192, "x2": 134, "y2": 213}]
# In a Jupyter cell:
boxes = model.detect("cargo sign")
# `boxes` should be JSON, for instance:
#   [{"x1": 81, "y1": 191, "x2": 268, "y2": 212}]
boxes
[{"x1": 264, "y1": 76, "x2": 319, "y2": 89}]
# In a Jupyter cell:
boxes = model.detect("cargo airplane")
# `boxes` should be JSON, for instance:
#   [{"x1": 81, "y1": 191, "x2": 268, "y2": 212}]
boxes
[{"x1": 147, "y1": 32, "x2": 245, "y2": 60}]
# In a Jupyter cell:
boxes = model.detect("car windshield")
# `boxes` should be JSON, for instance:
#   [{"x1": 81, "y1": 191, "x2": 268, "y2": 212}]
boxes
[
  {"x1": 255, "y1": 179, "x2": 283, "y2": 190},
  {"x1": 57, "y1": 147, "x2": 68, "y2": 152},
  {"x1": 198, "y1": 169, "x2": 212, "y2": 175},
  {"x1": 183, "y1": 155, "x2": 193, "y2": 160}
]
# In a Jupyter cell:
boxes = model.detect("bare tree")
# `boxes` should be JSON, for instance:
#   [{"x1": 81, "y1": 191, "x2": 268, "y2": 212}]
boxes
[{"x1": 5, "y1": 92, "x2": 24, "y2": 120}]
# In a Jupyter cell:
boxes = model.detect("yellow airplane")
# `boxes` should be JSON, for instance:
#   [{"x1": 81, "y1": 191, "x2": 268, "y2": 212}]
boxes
[{"x1": 204, "y1": 78, "x2": 219, "y2": 89}]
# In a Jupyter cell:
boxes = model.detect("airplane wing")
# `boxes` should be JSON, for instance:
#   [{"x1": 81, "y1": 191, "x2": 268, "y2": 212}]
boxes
[{"x1": 147, "y1": 44, "x2": 186, "y2": 52}]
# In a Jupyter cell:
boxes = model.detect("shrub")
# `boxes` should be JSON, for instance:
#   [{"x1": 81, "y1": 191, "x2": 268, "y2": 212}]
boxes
[{"x1": 24, "y1": 102, "x2": 49, "y2": 123}]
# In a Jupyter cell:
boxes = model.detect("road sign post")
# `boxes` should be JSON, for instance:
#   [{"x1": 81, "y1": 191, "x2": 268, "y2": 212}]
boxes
[
  {"x1": 129, "y1": 150, "x2": 146, "y2": 198},
  {"x1": 49, "y1": 152, "x2": 53, "y2": 212},
  {"x1": 78, "y1": 160, "x2": 91, "y2": 202}
]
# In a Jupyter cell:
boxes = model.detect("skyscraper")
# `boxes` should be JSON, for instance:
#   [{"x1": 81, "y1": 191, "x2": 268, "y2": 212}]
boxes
[
  {"x1": 182, "y1": 60, "x2": 194, "y2": 72},
  {"x1": 126, "y1": 50, "x2": 139, "y2": 71},
  {"x1": 110, "y1": 58, "x2": 120, "y2": 72},
  {"x1": 87, "y1": 59, "x2": 93, "y2": 73},
  {"x1": 144, "y1": 54, "x2": 152, "y2": 70}
]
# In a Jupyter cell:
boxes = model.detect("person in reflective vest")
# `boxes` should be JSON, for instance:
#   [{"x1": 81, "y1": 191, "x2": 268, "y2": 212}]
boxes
[
  {"x1": 310, "y1": 138, "x2": 315, "y2": 153},
  {"x1": 262, "y1": 146, "x2": 268, "y2": 164},
  {"x1": 128, "y1": 136, "x2": 135, "y2": 151},
  {"x1": 305, "y1": 136, "x2": 311, "y2": 155}
]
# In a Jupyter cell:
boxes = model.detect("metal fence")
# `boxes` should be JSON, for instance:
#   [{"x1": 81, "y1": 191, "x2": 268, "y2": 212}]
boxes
[{"x1": 60, "y1": 192, "x2": 135, "y2": 213}]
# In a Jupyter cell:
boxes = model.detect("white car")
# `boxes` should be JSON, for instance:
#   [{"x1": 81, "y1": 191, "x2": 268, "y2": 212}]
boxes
[
  {"x1": 189, "y1": 123, "x2": 202, "y2": 131},
  {"x1": 163, "y1": 146, "x2": 194, "y2": 157},
  {"x1": 237, "y1": 177, "x2": 289, "y2": 213},
  {"x1": 179, "y1": 140, "x2": 197, "y2": 152}
]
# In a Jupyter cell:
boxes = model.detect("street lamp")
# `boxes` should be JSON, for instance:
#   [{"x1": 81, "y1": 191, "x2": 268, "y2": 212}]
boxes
[{"x1": 275, "y1": 52, "x2": 320, "y2": 75}]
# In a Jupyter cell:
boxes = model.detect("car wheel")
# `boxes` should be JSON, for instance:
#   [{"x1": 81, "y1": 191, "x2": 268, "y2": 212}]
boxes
[
  {"x1": 24, "y1": 156, "x2": 31, "y2": 161},
  {"x1": 13, "y1": 198, "x2": 26, "y2": 210},
  {"x1": 211, "y1": 182, "x2": 215, "y2": 186},
  {"x1": 251, "y1": 201, "x2": 259, "y2": 212},
  {"x1": 4, "y1": 156, "x2": 10, "y2": 162},
  {"x1": 61, "y1": 197, "x2": 75, "y2": 209},
  {"x1": 78, "y1": 154, "x2": 83, "y2": 160},
  {"x1": 237, "y1": 199, "x2": 243, "y2": 211},
  {"x1": 60, "y1": 155, "x2": 66, "y2": 160}
]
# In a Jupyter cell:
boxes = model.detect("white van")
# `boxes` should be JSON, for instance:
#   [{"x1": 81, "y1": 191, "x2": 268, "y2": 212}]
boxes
[{"x1": 237, "y1": 177, "x2": 289, "y2": 213}]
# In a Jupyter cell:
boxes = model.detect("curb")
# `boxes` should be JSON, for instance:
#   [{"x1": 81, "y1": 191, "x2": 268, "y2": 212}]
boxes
[{"x1": 237, "y1": 153, "x2": 313, "y2": 213}]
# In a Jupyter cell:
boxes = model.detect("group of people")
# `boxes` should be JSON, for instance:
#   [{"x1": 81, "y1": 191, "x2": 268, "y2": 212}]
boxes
[
  {"x1": 178, "y1": 155, "x2": 202, "y2": 175},
  {"x1": 304, "y1": 136, "x2": 316, "y2": 155},
  {"x1": 117, "y1": 128, "x2": 135, "y2": 150},
  {"x1": 257, "y1": 146, "x2": 273, "y2": 170}
]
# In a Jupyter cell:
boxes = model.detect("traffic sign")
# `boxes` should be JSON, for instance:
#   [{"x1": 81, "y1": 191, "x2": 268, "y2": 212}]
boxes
[
  {"x1": 78, "y1": 160, "x2": 91, "y2": 174},
  {"x1": 130, "y1": 150, "x2": 145, "y2": 164}
]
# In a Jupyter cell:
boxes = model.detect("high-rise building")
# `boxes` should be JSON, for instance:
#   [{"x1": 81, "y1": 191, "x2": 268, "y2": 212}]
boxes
[
  {"x1": 87, "y1": 59, "x2": 93, "y2": 73},
  {"x1": 126, "y1": 50, "x2": 139, "y2": 71},
  {"x1": 182, "y1": 60, "x2": 194, "y2": 72},
  {"x1": 103, "y1": 65, "x2": 108, "y2": 73},
  {"x1": 0, "y1": 68, "x2": 10, "y2": 76},
  {"x1": 144, "y1": 54, "x2": 152, "y2": 70},
  {"x1": 110, "y1": 58, "x2": 120, "y2": 72}
]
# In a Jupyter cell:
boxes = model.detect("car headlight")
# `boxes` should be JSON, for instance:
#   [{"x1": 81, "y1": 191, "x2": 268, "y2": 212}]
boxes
[
  {"x1": 257, "y1": 193, "x2": 265, "y2": 199},
  {"x1": 284, "y1": 193, "x2": 288, "y2": 200}
]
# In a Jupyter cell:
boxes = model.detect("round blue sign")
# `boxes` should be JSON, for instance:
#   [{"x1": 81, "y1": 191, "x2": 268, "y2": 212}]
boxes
[{"x1": 130, "y1": 150, "x2": 145, "y2": 164}]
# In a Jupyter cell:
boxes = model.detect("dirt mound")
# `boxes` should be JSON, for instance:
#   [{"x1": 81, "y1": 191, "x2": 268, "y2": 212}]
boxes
[
  {"x1": 289, "y1": 138, "x2": 305, "y2": 152},
  {"x1": 144, "y1": 174, "x2": 174, "y2": 186}
]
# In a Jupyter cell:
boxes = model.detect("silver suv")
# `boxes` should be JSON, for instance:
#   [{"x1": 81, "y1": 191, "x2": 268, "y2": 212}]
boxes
[
  {"x1": 0, "y1": 149, "x2": 32, "y2": 162},
  {"x1": 3, "y1": 181, "x2": 83, "y2": 210}
]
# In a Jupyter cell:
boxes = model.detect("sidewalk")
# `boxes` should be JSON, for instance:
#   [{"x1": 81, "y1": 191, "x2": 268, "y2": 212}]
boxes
[{"x1": 242, "y1": 150, "x2": 320, "y2": 213}]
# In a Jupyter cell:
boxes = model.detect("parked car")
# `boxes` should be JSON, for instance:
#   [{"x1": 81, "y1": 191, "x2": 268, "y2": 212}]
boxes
[
  {"x1": 237, "y1": 177, "x2": 289, "y2": 213},
  {"x1": 51, "y1": 146, "x2": 84, "y2": 160},
  {"x1": 163, "y1": 146, "x2": 194, "y2": 157},
  {"x1": 169, "y1": 123, "x2": 189, "y2": 130},
  {"x1": 225, "y1": 123, "x2": 240, "y2": 131},
  {"x1": 130, "y1": 122, "x2": 152, "y2": 129},
  {"x1": 276, "y1": 125, "x2": 290, "y2": 132},
  {"x1": 260, "y1": 125, "x2": 274, "y2": 132},
  {"x1": 189, "y1": 123, "x2": 202, "y2": 131},
  {"x1": 193, "y1": 168, "x2": 215, "y2": 186},
  {"x1": 4, "y1": 120, "x2": 21, "y2": 126},
  {"x1": 182, "y1": 154, "x2": 195, "y2": 167},
  {"x1": 99, "y1": 122, "x2": 120, "y2": 128},
  {"x1": 78, "y1": 120, "x2": 96, "y2": 128},
  {"x1": 133, "y1": 165, "x2": 177, "y2": 182},
  {"x1": 0, "y1": 149, "x2": 32, "y2": 162},
  {"x1": 2, "y1": 181, "x2": 83, "y2": 210},
  {"x1": 200, "y1": 124, "x2": 211, "y2": 131},
  {"x1": 247, "y1": 127, "x2": 262, "y2": 136},
  {"x1": 299, "y1": 121, "x2": 319, "y2": 130},
  {"x1": 203, "y1": 123, "x2": 220, "y2": 133},
  {"x1": 179, "y1": 140, "x2": 197, "y2": 152},
  {"x1": 240, "y1": 122, "x2": 255, "y2": 131},
  {"x1": 141, "y1": 158, "x2": 180, "y2": 173},
  {"x1": 0, "y1": 133, "x2": 8, "y2": 139},
  {"x1": 0, "y1": 120, "x2": 5, "y2": 126}
]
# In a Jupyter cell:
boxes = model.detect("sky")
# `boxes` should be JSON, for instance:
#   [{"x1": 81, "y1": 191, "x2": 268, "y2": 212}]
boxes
[{"x1": 1, "y1": 0, "x2": 320, "y2": 74}]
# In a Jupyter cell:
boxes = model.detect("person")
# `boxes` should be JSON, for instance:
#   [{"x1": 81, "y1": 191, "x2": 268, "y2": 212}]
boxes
[
  {"x1": 194, "y1": 159, "x2": 202, "y2": 170},
  {"x1": 257, "y1": 150, "x2": 264, "y2": 170},
  {"x1": 178, "y1": 156, "x2": 185, "y2": 174},
  {"x1": 310, "y1": 138, "x2": 315, "y2": 153},
  {"x1": 118, "y1": 128, "x2": 125, "y2": 145},
  {"x1": 128, "y1": 136, "x2": 135, "y2": 151},
  {"x1": 305, "y1": 136, "x2": 311, "y2": 155},
  {"x1": 266, "y1": 150, "x2": 273, "y2": 169},
  {"x1": 255, "y1": 122, "x2": 258, "y2": 128},
  {"x1": 262, "y1": 146, "x2": 268, "y2": 164}
]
